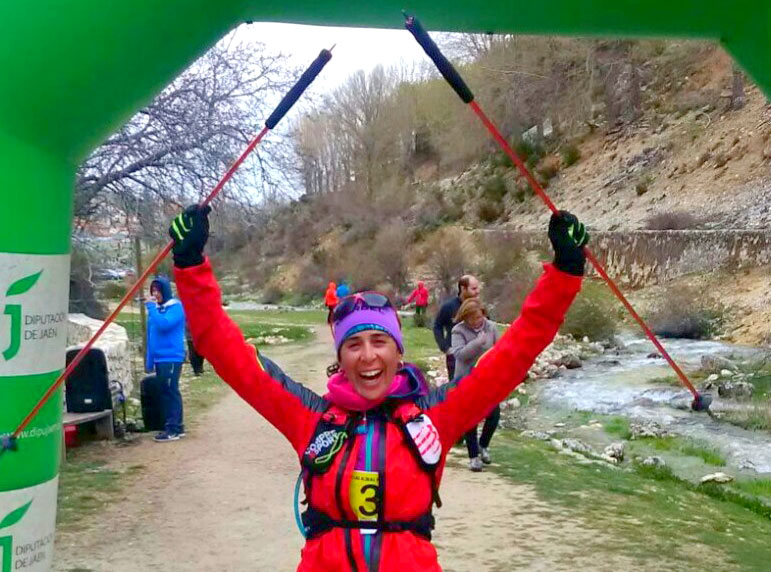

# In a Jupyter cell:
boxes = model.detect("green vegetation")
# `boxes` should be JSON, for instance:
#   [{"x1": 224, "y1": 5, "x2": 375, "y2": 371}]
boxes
[
  {"x1": 561, "y1": 280, "x2": 620, "y2": 341},
  {"x1": 634, "y1": 436, "x2": 726, "y2": 466},
  {"x1": 560, "y1": 144, "x2": 581, "y2": 167},
  {"x1": 488, "y1": 432, "x2": 771, "y2": 570},
  {"x1": 57, "y1": 459, "x2": 137, "y2": 529},
  {"x1": 603, "y1": 416, "x2": 632, "y2": 439}
]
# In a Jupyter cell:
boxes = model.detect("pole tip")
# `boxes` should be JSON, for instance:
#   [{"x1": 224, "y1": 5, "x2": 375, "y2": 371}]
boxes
[
  {"x1": 691, "y1": 392, "x2": 712, "y2": 412},
  {"x1": 0, "y1": 435, "x2": 18, "y2": 453}
]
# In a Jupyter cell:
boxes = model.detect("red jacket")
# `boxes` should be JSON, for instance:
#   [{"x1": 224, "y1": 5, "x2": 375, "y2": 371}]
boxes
[
  {"x1": 175, "y1": 260, "x2": 581, "y2": 571},
  {"x1": 406, "y1": 283, "x2": 429, "y2": 307},
  {"x1": 324, "y1": 283, "x2": 339, "y2": 308}
]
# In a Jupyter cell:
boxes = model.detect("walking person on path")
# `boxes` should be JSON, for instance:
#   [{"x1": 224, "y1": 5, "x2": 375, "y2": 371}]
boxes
[
  {"x1": 433, "y1": 275, "x2": 481, "y2": 381},
  {"x1": 405, "y1": 280, "x2": 430, "y2": 325},
  {"x1": 324, "y1": 281, "x2": 339, "y2": 325},
  {"x1": 167, "y1": 204, "x2": 588, "y2": 571},
  {"x1": 450, "y1": 298, "x2": 500, "y2": 472},
  {"x1": 145, "y1": 277, "x2": 187, "y2": 442}
]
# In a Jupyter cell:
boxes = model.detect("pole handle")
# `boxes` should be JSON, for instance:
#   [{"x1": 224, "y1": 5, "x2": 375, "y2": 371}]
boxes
[
  {"x1": 265, "y1": 49, "x2": 333, "y2": 129},
  {"x1": 404, "y1": 13, "x2": 474, "y2": 104}
]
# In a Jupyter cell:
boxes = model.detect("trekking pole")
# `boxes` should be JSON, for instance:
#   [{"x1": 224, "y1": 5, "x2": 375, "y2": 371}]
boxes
[
  {"x1": 0, "y1": 47, "x2": 334, "y2": 459},
  {"x1": 403, "y1": 13, "x2": 711, "y2": 413}
]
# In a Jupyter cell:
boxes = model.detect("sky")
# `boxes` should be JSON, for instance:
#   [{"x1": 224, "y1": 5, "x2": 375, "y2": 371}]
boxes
[{"x1": 240, "y1": 22, "x2": 429, "y2": 91}]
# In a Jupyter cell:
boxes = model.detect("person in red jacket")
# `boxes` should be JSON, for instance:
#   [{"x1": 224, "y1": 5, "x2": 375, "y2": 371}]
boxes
[
  {"x1": 167, "y1": 204, "x2": 588, "y2": 572},
  {"x1": 324, "y1": 281, "x2": 339, "y2": 324},
  {"x1": 405, "y1": 281, "x2": 430, "y2": 317}
]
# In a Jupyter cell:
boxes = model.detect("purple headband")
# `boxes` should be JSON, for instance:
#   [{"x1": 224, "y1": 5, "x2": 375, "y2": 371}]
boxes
[{"x1": 333, "y1": 307, "x2": 404, "y2": 355}]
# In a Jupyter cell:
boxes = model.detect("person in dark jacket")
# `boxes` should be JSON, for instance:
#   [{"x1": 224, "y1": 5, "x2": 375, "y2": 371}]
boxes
[
  {"x1": 432, "y1": 274, "x2": 481, "y2": 380},
  {"x1": 167, "y1": 204, "x2": 588, "y2": 570},
  {"x1": 450, "y1": 298, "x2": 500, "y2": 471},
  {"x1": 145, "y1": 276, "x2": 187, "y2": 442},
  {"x1": 186, "y1": 324, "x2": 205, "y2": 375}
]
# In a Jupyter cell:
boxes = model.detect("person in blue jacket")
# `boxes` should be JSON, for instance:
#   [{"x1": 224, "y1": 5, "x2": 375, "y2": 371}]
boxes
[
  {"x1": 145, "y1": 276, "x2": 187, "y2": 442},
  {"x1": 335, "y1": 279, "x2": 351, "y2": 298}
]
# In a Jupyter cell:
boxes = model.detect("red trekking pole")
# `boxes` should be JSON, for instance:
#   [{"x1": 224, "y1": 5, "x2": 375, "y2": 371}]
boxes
[
  {"x1": 0, "y1": 47, "x2": 334, "y2": 458},
  {"x1": 403, "y1": 13, "x2": 711, "y2": 413}
]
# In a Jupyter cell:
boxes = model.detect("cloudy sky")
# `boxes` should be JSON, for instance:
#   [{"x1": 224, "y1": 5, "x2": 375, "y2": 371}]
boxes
[{"x1": 241, "y1": 22, "x2": 429, "y2": 90}]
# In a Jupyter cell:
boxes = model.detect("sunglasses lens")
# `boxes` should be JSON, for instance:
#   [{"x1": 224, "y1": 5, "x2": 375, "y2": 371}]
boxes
[
  {"x1": 360, "y1": 292, "x2": 391, "y2": 308},
  {"x1": 332, "y1": 292, "x2": 393, "y2": 323}
]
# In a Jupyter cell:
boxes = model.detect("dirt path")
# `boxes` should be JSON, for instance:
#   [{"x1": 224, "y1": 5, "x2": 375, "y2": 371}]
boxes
[{"x1": 55, "y1": 330, "x2": 633, "y2": 572}]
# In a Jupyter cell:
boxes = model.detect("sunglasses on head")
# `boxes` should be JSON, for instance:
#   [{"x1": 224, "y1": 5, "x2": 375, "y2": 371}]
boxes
[{"x1": 332, "y1": 291, "x2": 395, "y2": 323}]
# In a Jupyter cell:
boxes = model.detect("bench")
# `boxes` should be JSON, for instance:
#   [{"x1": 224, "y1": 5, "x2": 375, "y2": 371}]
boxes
[{"x1": 63, "y1": 410, "x2": 114, "y2": 440}]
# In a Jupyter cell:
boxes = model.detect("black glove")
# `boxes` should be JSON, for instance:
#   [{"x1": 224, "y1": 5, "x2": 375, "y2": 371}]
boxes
[
  {"x1": 169, "y1": 204, "x2": 211, "y2": 268},
  {"x1": 548, "y1": 211, "x2": 589, "y2": 276}
]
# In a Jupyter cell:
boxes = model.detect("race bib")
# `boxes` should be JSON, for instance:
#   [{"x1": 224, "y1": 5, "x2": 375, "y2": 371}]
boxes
[
  {"x1": 350, "y1": 470, "x2": 380, "y2": 534},
  {"x1": 405, "y1": 414, "x2": 441, "y2": 466}
]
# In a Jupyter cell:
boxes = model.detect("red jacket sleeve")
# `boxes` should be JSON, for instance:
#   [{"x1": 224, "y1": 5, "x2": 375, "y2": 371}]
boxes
[
  {"x1": 174, "y1": 258, "x2": 325, "y2": 455},
  {"x1": 421, "y1": 264, "x2": 582, "y2": 449},
  {"x1": 406, "y1": 289, "x2": 418, "y2": 304}
]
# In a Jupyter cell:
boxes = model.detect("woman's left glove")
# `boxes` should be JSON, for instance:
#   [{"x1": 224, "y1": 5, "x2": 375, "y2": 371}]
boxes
[
  {"x1": 168, "y1": 204, "x2": 211, "y2": 268},
  {"x1": 548, "y1": 211, "x2": 589, "y2": 276}
]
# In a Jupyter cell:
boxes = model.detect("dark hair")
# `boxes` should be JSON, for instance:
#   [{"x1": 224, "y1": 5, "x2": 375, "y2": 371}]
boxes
[
  {"x1": 457, "y1": 275, "x2": 472, "y2": 296},
  {"x1": 326, "y1": 363, "x2": 340, "y2": 378}
]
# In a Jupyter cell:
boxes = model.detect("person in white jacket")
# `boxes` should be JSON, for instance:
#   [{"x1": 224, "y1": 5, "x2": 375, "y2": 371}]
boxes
[{"x1": 450, "y1": 298, "x2": 500, "y2": 471}]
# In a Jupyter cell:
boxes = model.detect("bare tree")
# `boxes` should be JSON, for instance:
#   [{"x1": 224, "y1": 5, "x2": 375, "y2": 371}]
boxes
[{"x1": 74, "y1": 35, "x2": 298, "y2": 230}]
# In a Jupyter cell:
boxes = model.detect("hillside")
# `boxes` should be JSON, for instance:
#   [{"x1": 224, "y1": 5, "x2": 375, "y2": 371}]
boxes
[{"x1": 214, "y1": 40, "x2": 771, "y2": 343}]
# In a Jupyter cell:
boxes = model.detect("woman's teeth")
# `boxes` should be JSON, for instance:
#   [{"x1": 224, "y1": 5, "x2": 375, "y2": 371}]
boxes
[{"x1": 360, "y1": 370, "x2": 382, "y2": 381}]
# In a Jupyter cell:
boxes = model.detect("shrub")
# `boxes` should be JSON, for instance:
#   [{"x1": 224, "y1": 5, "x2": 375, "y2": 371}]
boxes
[
  {"x1": 99, "y1": 281, "x2": 125, "y2": 300},
  {"x1": 260, "y1": 284, "x2": 284, "y2": 305},
  {"x1": 514, "y1": 139, "x2": 545, "y2": 163},
  {"x1": 647, "y1": 284, "x2": 725, "y2": 339},
  {"x1": 424, "y1": 227, "x2": 469, "y2": 296},
  {"x1": 481, "y1": 176, "x2": 508, "y2": 202},
  {"x1": 474, "y1": 234, "x2": 541, "y2": 323},
  {"x1": 644, "y1": 210, "x2": 700, "y2": 230},
  {"x1": 561, "y1": 280, "x2": 619, "y2": 341},
  {"x1": 295, "y1": 259, "x2": 327, "y2": 299},
  {"x1": 477, "y1": 200, "x2": 505, "y2": 223},
  {"x1": 537, "y1": 163, "x2": 559, "y2": 181},
  {"x1": 561, "y1": 144, "x2": 581, "y2": 167}
]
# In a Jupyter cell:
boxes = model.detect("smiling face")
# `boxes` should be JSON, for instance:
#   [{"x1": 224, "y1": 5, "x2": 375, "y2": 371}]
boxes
[{"x1": 339, "y1": 330, "x2": 401, "y2": 401}]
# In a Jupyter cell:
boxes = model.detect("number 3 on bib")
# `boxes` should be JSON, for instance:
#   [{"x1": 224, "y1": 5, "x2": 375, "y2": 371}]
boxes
[{"x1": 350, "y1": 470, "x2": 380, "y2": 534}]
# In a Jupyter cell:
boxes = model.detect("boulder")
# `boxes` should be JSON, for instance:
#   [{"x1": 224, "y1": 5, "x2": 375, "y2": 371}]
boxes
[
  {"x1": 699, "y1": 472, "x2": 733, "y2": 484},
  {"x1": 717, "y1": 380, "x2": 754, "y2": 399},
  {"x1": 604, "y1": 442, "x2": 625, "y2": 463},
  {"x1": 554, "y1": 352, "x2": 582, "y2": 369},
  {"x1": 520, "y1": 430, "x2": 552, "y2": 441},
  {"x1": 700, "y1": 355, "x2": 736, "y2": 373},
  {"x1": 560, "y1": 438, "x2": 595, "y2": 456},
  {"x1": 630, "y1": 422, "x2": 668, "y2": 439},
  {"x1": 68, "y1": 313, "x2": 133, "y2": 396},
  {"x1": 641, "y1": 456, "x2": 665, "y2": 467}
]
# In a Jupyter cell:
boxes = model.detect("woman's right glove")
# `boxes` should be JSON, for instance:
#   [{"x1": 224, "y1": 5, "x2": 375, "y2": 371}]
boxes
[
  {"x1": 548, "y1": 211, "x2": 589, "y2": 276},
  {"x1": 168, "y1": 204, "x2": 211, "y2": 268}
]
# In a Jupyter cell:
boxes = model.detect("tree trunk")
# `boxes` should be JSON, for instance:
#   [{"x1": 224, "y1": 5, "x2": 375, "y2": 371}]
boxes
[{"x1": 731, "y1": 64, "x2": 746, "y2": 110}]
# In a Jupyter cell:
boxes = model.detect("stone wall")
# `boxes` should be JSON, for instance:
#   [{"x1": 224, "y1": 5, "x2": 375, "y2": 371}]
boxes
[
  {"x1": 67, "y1": 314, "x2": 134, "y2": 397},
  {"x1": 479, "y1": 229, "x2": 771, "y2": 288}
]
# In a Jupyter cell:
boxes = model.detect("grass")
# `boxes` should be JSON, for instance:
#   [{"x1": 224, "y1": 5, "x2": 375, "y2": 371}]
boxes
[
  {"x1": 114, "y1": 308, "x2": 321, "y2": 346},
  {"x1": 488, "y1": 432, "x2": 771, "y2": 571},
  {"x1": 57, "y1": 459, "x2": 138, "y2": 528},
  {"x1": 633, "y1": 436, "x2": 726, "y2": 466},
  {"x1": 60, "y1": 307, "x2": 323, "y2": 532},
  {"x1": 603, "y1": 416, "x2": 632, "y2": 439}
]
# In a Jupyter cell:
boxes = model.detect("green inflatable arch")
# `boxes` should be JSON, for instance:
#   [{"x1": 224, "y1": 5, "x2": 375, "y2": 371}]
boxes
[{"x1": 0, "y1": 2, "x2": 768, "y2": 570}]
